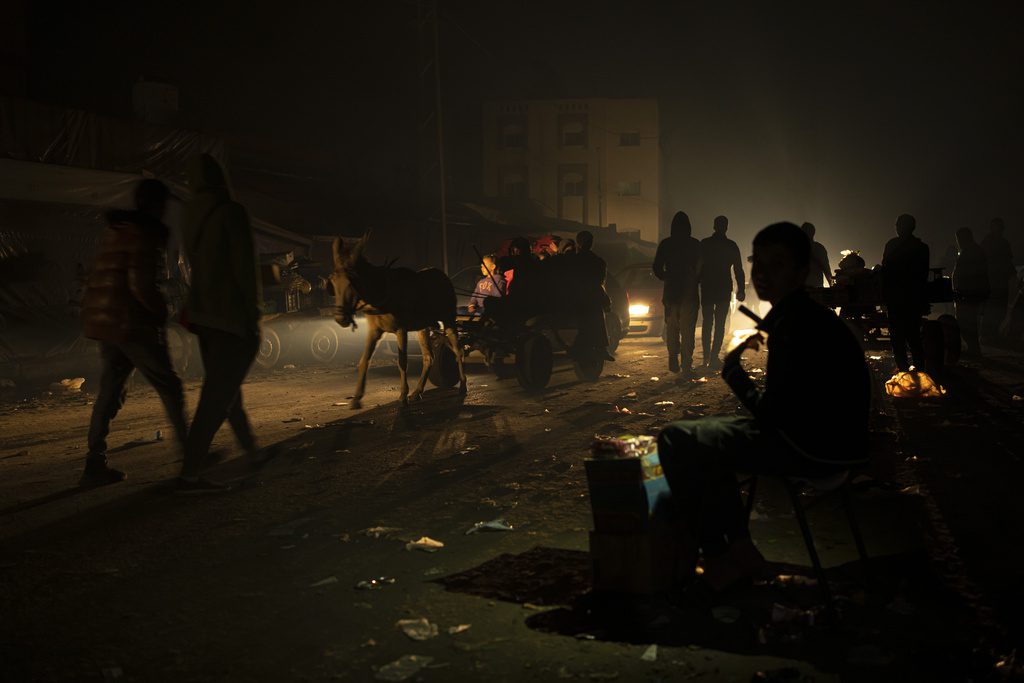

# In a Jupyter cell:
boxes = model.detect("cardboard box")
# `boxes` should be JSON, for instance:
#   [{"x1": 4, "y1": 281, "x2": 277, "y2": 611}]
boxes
[{"x1": 584, "y1": 452, "x2": 671, "y2": 533}]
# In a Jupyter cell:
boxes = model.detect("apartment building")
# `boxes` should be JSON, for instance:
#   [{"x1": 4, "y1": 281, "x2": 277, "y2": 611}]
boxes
[{"x1": 482, "y1": 98, "x2": 660, "y2": 243}]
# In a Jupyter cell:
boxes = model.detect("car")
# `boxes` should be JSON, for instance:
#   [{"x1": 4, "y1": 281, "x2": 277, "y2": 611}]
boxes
[{"x1": 615, "y1": 262, "x2": 663, "y2": 337}]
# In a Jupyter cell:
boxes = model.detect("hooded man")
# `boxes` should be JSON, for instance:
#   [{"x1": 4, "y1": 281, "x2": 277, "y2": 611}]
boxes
[
  {"x1": 178, "y1": 154, "x2": 262, "y2": 492},
  {"x1": 953, "y1": 227, "x2": 990, "y2": 356},
  {"x1": 980, "y1": 217, "x2": 1015, "y2": 339},
  {"x1": 80, "y1": 179, "x2": 188, "y2": 486},
  {"x1": 654, "y1": 211, "x2": 702, "y2": 376},
  {"x1": 882, "y1": 214, "x2": 930, "y2": 372},
  {"x1": 700, "y1": 215, "x2": 746, "y2": 369}
]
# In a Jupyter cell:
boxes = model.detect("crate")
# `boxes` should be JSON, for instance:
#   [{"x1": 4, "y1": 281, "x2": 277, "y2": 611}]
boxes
[{"x1": 584, "y1": 452, "x2": 672, "y2": 533}]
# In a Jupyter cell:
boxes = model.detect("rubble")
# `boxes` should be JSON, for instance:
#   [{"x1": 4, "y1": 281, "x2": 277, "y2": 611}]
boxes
[
  {"x1": 405, "y1": 536, "x2": 444, "y2": 552},
  {"x1": 374, "y1": 655, "x2": 434, "y2": 681},
  {"x1": 465, "y1": 518, "x2": 514, "y2": 534},
  {"x1": 395, "y1": 617, "x2": 439, "y2": 641}
]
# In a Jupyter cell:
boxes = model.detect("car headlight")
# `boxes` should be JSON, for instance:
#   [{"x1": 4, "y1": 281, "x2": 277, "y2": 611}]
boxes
[{"x1": 629, "y1": 303, "x2": 651, "y2": 317}]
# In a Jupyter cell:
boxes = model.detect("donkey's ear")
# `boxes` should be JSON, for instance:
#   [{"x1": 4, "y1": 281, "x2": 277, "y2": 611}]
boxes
[
  {"x1": 331, "y1": 237, "x2": 347, "y2": 270},
  {"x1": 352, "y1": 231, "x2": 371, "y2": 261}
]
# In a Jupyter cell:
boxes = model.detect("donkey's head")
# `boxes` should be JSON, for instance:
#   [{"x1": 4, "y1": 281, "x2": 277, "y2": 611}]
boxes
[{"x1": 329, "y1": 232, "x2": 370, "y2": 328}]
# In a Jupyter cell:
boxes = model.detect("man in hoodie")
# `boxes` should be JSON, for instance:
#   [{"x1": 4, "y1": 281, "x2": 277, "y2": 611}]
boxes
[
  {"x1": 953, "y1": 227, "x2": 991, "y2": 357},
  {"x1": 654, "y1": 211, "x2": 702, "y2": 376},
  {"x1": 882, "y1": 214, "x2": 930, "y2": 372},
  {"x1": 700, "y1": 216, "x2": 746, "y2": 369},
  {"x1": 80, "y1": 179, "x2": 188, "y2": 486},
  {"x1": 178, "y1": 154, "x2": 262, "y2": 492}
]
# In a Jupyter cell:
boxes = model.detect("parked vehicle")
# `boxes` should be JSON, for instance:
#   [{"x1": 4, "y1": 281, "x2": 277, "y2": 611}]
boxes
[{"x1": 615, "y1": 263, "x2": 663, "y2": 337}]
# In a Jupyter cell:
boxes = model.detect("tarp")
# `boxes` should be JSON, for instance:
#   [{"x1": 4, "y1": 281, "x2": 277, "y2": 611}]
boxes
[{"x1": 0, "y1": 95, "x2": 225, "y2": 181}]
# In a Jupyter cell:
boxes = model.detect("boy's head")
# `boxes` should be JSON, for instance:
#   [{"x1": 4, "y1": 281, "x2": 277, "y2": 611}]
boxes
[
  {"x1": 480, "y1": 254, "x2": 497, "y2": 276},
  {"x1": 751, "y1": 222, "x2": 811, "y2": 304}
]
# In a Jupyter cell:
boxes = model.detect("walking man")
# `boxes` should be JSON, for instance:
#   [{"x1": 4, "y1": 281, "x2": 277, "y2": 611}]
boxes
[
  {"x1": 882, "y1": 214, "x2": 930, "y2": 372},
  {"x1": 654, "y1": 211, "x2": 702, "y2": 377},
  {"x1": 80, "y1": 179, "x2": 188, "y2": 486},
  {"x1": 699, "y1": 216, "x2": 746, "y2": 369},
  {"x1": 178, "y1": 154, "x2": 262, "y2": 492},
  {"x1": 980, "y1": 217, "x2": 1015, "y2": 340},
  {"x1": 801, "y1": 222, "x2": 833, "y2": 287},
  {"x1": 953, "y1": 227, "x2": 990, "y2": 357}
]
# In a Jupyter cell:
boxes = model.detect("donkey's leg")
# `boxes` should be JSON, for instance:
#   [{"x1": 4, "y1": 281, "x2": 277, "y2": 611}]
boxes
[
  {"x1": 352, "y1": 325, "x2": 383, "y2": 410},
  {"x1": 411, "y1": 329, "x2": 432, "y2": 400},
  {"x1": 396, "y1": 328, "x2": 409, "y2": 407},
  {"x1": 444, "y1": 324, "x2": 467, "y2": 395}
]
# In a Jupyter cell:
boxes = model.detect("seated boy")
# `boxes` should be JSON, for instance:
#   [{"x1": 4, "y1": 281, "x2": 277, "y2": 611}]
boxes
[{"x1": 467, "y1": 254, "x2": 506, "y2": 315}]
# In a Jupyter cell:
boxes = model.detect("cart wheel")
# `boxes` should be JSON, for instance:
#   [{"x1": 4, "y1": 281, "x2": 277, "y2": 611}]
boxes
[
  {"x1": 516, "y1": 333, "x2": 553, "y2": 391},
  {"x1": 309, "y1": 323, "x2": 341, "y2": 364},
  {"x1": 256, "y1": 327, "x2": 283, "y2": 369},
  {"x1": 606, "y1": 314, "x2": 623, "y2": 353},
  {"x1": 574, "y1": 350, "x2": 605, "y2": 382},
  {"x1": 937, "y1": 314, "x2": 961, "y2": 367},
  {"x1": 428, "y1": 333, "x2": 460, "y2": 388}
]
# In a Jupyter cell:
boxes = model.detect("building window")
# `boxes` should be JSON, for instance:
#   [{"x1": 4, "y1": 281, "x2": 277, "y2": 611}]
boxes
[
  {"x1": 619, "y1": 132, "x2": 641, "y2": 146},
  {"x1": 499, "y1": 167, "x2": 528, "y2": 199},
  {"x1": 499, "y1": 116, "x2": 527, "y2": 148},
  {"x1": 616, "y1": 180, "x2": 641, "y2": 196},
  {"x1": 558, "y1": 114, "x2": 588, "y2": 147},
  {"x1": 562, "y1": 172, "x2": 585, "y2": 196}
]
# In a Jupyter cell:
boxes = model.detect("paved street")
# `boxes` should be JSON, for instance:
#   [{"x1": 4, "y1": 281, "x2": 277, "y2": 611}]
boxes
[{"x1": 0, "y1": 335, "x2": 1019, "y2": 682}]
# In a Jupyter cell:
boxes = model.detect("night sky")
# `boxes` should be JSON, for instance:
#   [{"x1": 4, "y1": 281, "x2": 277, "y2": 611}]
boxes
[{"x1": 26, "y1": 1, "x2": 1024, "y2": 265}]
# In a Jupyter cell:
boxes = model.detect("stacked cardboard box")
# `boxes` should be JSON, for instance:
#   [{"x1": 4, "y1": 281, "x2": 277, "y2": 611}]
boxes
[{"x1": 585, "y1": 436, "x2": 693, "y2": 594}]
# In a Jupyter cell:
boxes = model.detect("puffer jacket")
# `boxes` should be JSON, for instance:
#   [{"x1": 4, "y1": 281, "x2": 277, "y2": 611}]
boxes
[{"x1": 82, "y1": 210, "x2": 169, "y2": 343}]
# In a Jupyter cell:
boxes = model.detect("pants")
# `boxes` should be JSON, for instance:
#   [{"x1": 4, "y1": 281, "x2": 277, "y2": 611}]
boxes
[
  {"x1": 657, "y1": 416, "x2": 841, "y2": 556},
  {"x1": 956, "y1": 300, "x2": 983, "y2": 354},
  {"x1": 701, "y1": 296, "x2": 730, "y2": 361},
  {"x1": 887, "y1": 304, "x2": 924, "y2": 371},
  {"x1": 664, "y1": 297, "x2": 700, "y2": 369},
  {"x1": 181, "y1": 326, "x2": 259, "y2": 478},
  {"x1": 87, "y1": 338, "x2": 187, "y2": 463},
  {"x1": 982, "y1": 294, "x2": 1008, "y2": 339}
]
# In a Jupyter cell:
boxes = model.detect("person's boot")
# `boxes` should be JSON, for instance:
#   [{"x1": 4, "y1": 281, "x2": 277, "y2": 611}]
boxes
[
  {"x1": 668, "y1": 353, "x2": 680, "y2": 373},
  {"x1": 79, "y1": 456, "x2": 126, "y2": 487}
]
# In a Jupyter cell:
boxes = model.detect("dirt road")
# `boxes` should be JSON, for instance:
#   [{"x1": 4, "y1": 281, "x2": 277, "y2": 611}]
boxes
[{"x1": 0, "y1": 336, "x2": 1016, "y2": 682}]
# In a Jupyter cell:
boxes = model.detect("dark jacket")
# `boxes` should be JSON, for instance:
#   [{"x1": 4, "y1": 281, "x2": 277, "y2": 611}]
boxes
[
  {"x1": 882, "y1": 235, "x2": 930, "y2": 308},
  {"x1": 724, "y1": 290, "x2": 870, "y2": 465},
  {"x1": 576, "y1": 250, "x2": 609, "y2": 310},
  {"x1": 82, "y1": 210, "x2": 169, "y2": 344},
  {"x1": 699, "y1": 233, "x2": 745, "y2": 300},
  {"x1": 953, "y1": 243, "x2": 991, "y2": 303},
  {"x1": 182, "y1": 154, "x2": 260, "y2": 339},
  {"x1": 653, "y1": 236, "x2": 701, "y2": 304},
  {"x1": 806, "y1": 241, "x2": 832, "y2": 287}
]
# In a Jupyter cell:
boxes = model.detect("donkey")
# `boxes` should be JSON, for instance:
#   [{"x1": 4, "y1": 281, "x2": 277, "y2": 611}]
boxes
[{"x1": 329, "y1": 233, "x2": 466, "y2": 409}]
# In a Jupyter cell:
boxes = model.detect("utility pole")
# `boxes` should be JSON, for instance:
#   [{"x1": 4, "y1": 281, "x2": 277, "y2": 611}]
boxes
[{"x1": 417, "y1": 0, "x2": 449, "y2": 273}]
